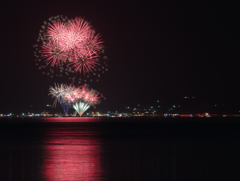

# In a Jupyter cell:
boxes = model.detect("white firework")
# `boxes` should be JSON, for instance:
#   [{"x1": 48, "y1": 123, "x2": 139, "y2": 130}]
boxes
[{"x1": 72, "y1": 101, "x2": 91, "y2": 117}]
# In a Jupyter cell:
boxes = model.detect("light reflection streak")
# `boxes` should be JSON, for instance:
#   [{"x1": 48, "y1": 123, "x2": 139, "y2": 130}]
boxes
[
  {"x1": 42, "y1": 128, "x2": 104, "y2": 181},
  {"x1": 41, "y1": 117, "x2": 101, "y2": 122}
]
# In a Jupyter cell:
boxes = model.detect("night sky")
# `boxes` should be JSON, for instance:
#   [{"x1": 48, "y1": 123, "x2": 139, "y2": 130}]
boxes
[{"x1": 1, "y1": 1, "x2": 240, "y2": 113}]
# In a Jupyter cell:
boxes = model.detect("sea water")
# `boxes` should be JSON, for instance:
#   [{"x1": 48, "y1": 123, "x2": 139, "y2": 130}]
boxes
[{"x1": 0, "y1": 117, "x2": 239, "y2": 180}]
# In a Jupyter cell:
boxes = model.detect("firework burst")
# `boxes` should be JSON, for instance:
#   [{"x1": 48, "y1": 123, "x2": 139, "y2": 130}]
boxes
[
  {"x1": 68, "y1": 51, "x2": 99, "y2": 74},
  {"x1": 49, "y1": 83, "x2": 102, "y2": 116},
  {"x1": 49, "y1": 83, "x2": 71, "y2": 115},
  {"x1": 41, "y1": 16, "x2": 103, "y2": 71},
  {"x1": 49, "y1": 83, "x2": 66, "y2": 106},
  {"x1": 41, "y1": 40, "x2": 67, "y2": 67},
  {"x1": 72, "y1": 101, "x2": 91, "y2": 117},
  {"x1": 34, "y1": 15, "x2": 108, "y2": 83}
]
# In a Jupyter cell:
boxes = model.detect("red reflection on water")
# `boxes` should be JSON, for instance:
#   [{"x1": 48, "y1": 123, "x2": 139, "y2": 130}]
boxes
[
  {"x1": 42, "y1": 129, "x2": 104, "y2": 181},
  {"x1": 42, "y1": 117, "x2": 101, "y2": 122}
]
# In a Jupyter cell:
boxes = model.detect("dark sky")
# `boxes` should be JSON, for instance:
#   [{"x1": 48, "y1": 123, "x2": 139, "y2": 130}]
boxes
[{"x1": 0, "y1": 1, "x2": 240, "y2": 113}]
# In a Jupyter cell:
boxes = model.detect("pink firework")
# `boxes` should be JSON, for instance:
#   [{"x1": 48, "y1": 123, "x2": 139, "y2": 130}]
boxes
[
  {"x1": 64, "y1": 84, "x2": 102, "y2": 106},
  {"x1": 41, "y1": 17, "x2": 103, "y2": 74},
  {"x1": 67, "y1": 17, "x2": 91, "y2": 43},
  {"x1": 46, "y1": 21, "x2": 65, "y2": 42},
  {"x1": 68, "y1": 50, "x2": 99, "y2": 74},
  {"x1": 84, "y1": 31, "x2": 103, "y2": 53},
  {"x1": 41, "y1": 40, "x2": 67, "y2": 67}
]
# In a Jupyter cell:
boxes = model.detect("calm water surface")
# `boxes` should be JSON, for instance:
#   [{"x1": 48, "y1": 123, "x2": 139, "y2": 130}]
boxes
[{"x1": 0, "y1": 117, "x2": 240, "y2": 180}]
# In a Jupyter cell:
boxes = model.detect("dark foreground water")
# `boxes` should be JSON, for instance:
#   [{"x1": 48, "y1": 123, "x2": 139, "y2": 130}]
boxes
[{"x1": 0, "y1": 117, "x2": 240, "y2": 181}]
